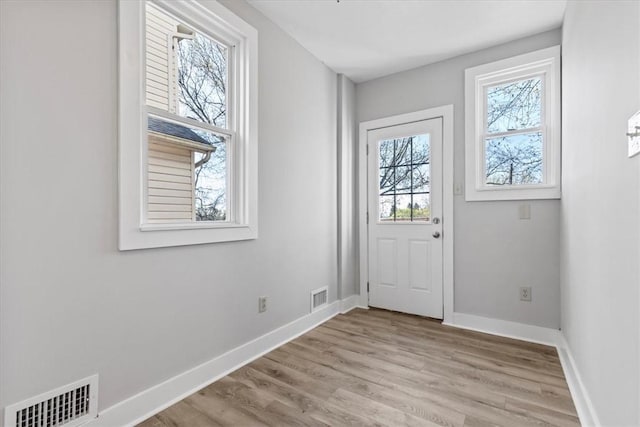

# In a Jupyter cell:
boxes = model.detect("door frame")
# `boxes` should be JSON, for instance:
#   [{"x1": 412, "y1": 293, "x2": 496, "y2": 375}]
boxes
[{"x1": 358, "y1": 105, "x2": 454, "y2": 323}]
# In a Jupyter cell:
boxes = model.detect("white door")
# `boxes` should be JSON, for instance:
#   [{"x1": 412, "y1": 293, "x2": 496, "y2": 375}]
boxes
[{"x1": 367, "y1": 118, "x2": 443, "y2": 318}]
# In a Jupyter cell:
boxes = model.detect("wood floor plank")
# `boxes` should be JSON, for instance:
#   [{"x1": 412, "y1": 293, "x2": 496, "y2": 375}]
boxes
[
  {"x1": 266, "y1": 340, "x2": 509, "y2": 414},
  {"x1": 328, "y1": 387, "x2": 442, "y2": 427},
  {"x1": 141, "y1": 400, "x2": 224, "y2": 427},
  {"x1": 354, "y1": 309, "x2": 559, "y2": 358},
  {"x1": 306, "y1": 327, "x2": 427, "y2": 370},
  {"x1": 504, "y1": 398, "x2": 581, "y2": 427},
  {"x1": 138, "y1": 308, "x2": 579, "y2": 427},
  {"x1": 294, "y1": 328, "x2": 558, "y2": 411},
  {"x1": 328, "y1": 314, "x2": 564, "y2": 375},
  {"x1": 450, "y1": 350, "x2": 569, "y2": 389},
  {"x1": 186, "y1": 389, "x2": 269, "y2": 426},
  {"x1": 263, "y1": 346, "x2": 467, "y2": 426},
  {"x1": 231, "y1": 364, "x2": 382, "y2": 426},
  {"x1": 341, "y1": 309, "x2": 562, "y2": 365}
]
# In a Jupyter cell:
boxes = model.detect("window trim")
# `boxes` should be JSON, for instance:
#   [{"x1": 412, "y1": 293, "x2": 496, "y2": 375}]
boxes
[
  {"x1": 464, "y1": 46, "x2": 560, "y2": 201},
  {"x1": 118, "y1": 0, "x2": 258, "y2": 250}
]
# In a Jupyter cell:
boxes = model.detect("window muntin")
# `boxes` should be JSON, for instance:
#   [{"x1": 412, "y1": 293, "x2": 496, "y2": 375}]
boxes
[
  {"x1": 378, "y1": 135, "x2": 431, "y2": 222},
  {"x1": 145, "y1": 1, "x2": 231, "y2": 223}
]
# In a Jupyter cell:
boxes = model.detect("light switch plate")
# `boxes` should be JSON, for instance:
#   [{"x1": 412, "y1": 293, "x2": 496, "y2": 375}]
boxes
[
  {"x1": 628, "y1": 110, "x2": 640, "y2": 158},
  {"x1": 519, "y1": 204, "x2": 531, "y2": 220}
]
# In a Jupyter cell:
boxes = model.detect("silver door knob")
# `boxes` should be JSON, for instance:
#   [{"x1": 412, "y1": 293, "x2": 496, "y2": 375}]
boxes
[{"x1": 432, "y1": 231, "x2": 441, "y2": 238}]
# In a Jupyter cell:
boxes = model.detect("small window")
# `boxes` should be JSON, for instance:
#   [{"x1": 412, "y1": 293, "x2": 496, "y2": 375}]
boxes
[
  {"x1": 378, "y1": 135, "x2": 431, "y2": 222},
  {"x1": 465, "y1": 46, "x2": 560, "y2": 201},
  {"x1": 119, "y1": 0, "x2": 258, "y2": 250}
]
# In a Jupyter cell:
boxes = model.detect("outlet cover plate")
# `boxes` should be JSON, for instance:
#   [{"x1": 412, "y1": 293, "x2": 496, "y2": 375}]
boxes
[
  {"x1": 628, "y1": 110, "x2": 640, "y2": 158},
  {"x1": 520, "y1": 287, "x2": 532, "y2": 302}
]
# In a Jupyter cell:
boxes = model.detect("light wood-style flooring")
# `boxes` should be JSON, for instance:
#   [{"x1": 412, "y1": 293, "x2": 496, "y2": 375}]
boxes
[{"x1": 138, "y1": 308, "x2": 580, "y2": 426}]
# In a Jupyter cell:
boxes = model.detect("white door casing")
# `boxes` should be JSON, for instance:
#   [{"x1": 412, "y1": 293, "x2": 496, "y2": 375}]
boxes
[{"x1": 367, "y1": 119, "x2": 443, "y2": 318}]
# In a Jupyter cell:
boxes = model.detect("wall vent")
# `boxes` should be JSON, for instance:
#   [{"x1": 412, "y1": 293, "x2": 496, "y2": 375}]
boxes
[
  {"x1": 310, "y1": 286, "x2": 328, "y2": 312},
  {"x1": 4, "y1": 375, "x2": 98, "y2": 427}
]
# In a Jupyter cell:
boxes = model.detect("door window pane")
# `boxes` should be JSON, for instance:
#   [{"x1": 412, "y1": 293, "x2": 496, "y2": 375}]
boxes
[
  {"x1": 412, "y1": 193, "x2": 431, "y2": 221},
  {"x1": 379, "y1": 196, "x2": 395, "y2": 222},
  {"x1": 396, "y1": 138, "x2": 413, "y2": 166},
  {"x1": 395, "y1": 166, "x2": 412, "y2": 194},
  {"x1": 395, "y1": 195, "x2": 412, "y2": 221},
  {"x1": 412, "y1": 164, "x2": 430, "y2": 193},
  {"x1": 379, "y1": 167, "x2": 394, "y2": 195},
  {"x1": 412, "y1": 135, "x2": 430, "y2": 164},
  {"x1": 379, "y1": 139, "x2": 395, "y2": 167},
  {"x1": 377, "y1": 134, "x2": 431, "y2": 222}
]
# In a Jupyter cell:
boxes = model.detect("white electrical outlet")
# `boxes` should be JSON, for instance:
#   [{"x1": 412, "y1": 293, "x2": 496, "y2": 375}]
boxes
[
  {"x1": 520, "y1": 287, "x2": 532, "y2": 302},
  {"x1": 519, "y1": 204, "x2": 531, "y2": 220},
  {"x1": 454, "y1": 183, "x2": 464, "y2": 195},
  {"x1": 258, "y1": 296, "x2": 267, "y2": 313}
]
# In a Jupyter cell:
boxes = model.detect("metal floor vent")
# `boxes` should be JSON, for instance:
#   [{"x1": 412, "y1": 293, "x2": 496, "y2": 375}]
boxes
[
  {"x1": 311, "y1": 286, "x2": 328, "y2": 312},
  {"x1": 4, "y1": 375, "x2": 98, "y2": 427}
]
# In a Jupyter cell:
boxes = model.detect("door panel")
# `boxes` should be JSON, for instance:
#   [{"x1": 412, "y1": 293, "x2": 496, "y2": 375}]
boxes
[
  {"x1": 408, "y1": 239, "x2": 431, "y2": 291},
  {"x1": 367, "y1": 118, "x2": 443, "y2": 318},
  {"x1": 377, "y1": 238, "x2": 398, "y2": 287}
]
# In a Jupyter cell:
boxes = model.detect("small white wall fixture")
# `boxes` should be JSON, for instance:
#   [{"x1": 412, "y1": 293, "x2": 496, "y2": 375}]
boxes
[
  {"x1": 627, "y1": 110, "x2": 640, "y2": 157},
  {"x1": 358, "y1": 105, "x2": 454, "y2": 323}
]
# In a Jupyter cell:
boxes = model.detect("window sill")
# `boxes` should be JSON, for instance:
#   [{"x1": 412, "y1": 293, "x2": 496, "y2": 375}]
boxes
[
  {"x1": 120, "y1": 222, "x2": 257, "y2": 251},
  {"x1": 140, "y1": 221, "x2": 246, "y2": 232},
  {"x1": 465, "y1": 185, "x2": 561, "y2": 201},
  {"x1": 375, "y1": 221, "x2": 433, "y2": 225}
]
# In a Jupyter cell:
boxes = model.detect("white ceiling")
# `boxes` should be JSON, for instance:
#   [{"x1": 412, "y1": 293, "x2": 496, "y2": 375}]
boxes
[{"x1": 248, "y1": 0, "x2": 567, "y2": 83}]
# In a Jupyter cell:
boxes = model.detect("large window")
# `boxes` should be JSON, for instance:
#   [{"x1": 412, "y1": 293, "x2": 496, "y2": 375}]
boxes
[
  {"x1": 119, "y1": 0, "x2": 258, "y2": 250},
  {"x1": 464, "y1": 46, "x2": 560, "y2": 201}
]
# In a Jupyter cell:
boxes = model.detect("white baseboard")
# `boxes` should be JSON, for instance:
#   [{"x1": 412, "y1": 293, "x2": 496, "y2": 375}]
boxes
[
  {"x1": 443, "y1": 311, "x2": 600, "y2": 426},
  {"x1": 340, "y1": 294, "x2": 366, "y2": 313},
  {"x1": 556, "y1": 336, "x2": 601, "y2": 427},
  {"x1": 443, "y1": 312, "x2": 563, "y2": 347},
  {"x1": 87, "y1": 301, "x2": 342, "y2": 427}
]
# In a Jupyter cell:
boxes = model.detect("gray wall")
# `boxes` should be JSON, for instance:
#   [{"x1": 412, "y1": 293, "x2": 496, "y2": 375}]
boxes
[
  {"x1": 338, "y1": 75, "x2": 359, "y2": 298},
  {"x1": 356, "y1": 30, "x2": 562, "y2": 328},
  {"x1": 561, "y1": 1, "x2": 640, "y2": 425},
  {"x1": 0, "y1": 0, "x2": 337, "y2": 414}
]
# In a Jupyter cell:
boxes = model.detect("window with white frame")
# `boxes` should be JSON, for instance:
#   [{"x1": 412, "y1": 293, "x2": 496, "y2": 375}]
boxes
[
  {"x1": 118, "y1": 0, "x2": 258, "y2": 250},
  {"x1": 464, "y1": 46, "x2": 560, "y2": 201}
]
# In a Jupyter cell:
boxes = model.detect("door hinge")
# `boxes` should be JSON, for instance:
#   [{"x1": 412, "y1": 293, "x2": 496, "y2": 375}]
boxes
[
  {"x1": 367, "y1": 282, "x2": 370, "y2": 292},
  {"x1": 366, "y1": 212, "x2": 369, "y2": 224},
  {"x1": 366, "y1": 144, "x2": 369, "y2": 155}
]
